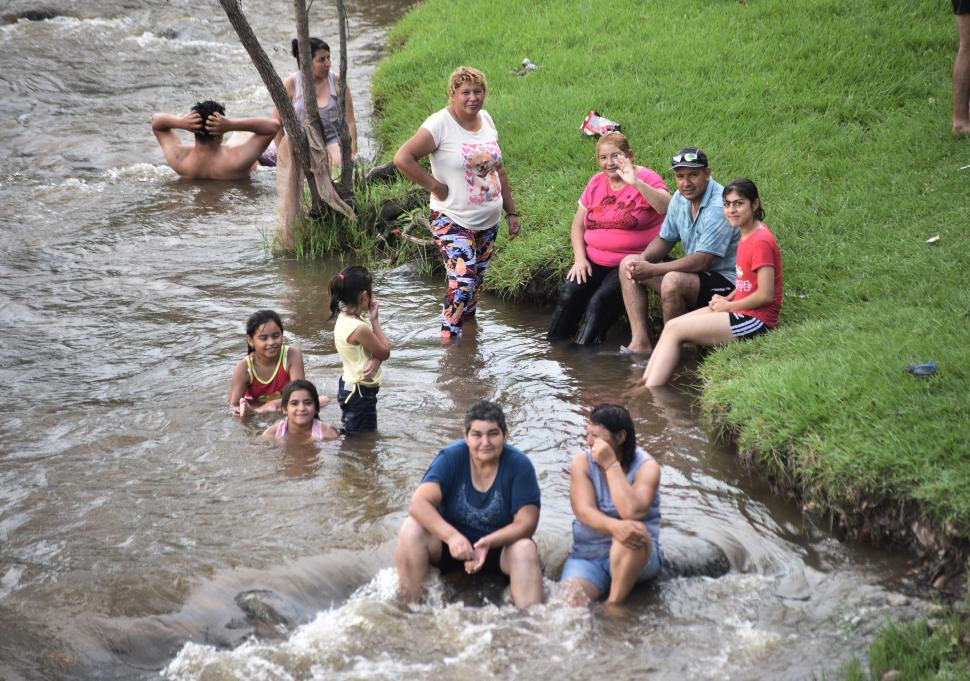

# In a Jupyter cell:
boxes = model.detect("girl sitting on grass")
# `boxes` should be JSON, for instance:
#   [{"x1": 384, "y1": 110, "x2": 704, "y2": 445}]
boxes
[
  {"x1": 642, "y1": 178, "x2": 782, "y2": 387},
  {"x1": 260, "y1": 379, "x2": 339, "y2": 443},
  {"x1": 329, "y1": 266, "x2": 390, "y2": 433}
]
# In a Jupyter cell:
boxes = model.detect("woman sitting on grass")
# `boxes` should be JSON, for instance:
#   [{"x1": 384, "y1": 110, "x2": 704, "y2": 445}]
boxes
[
  {"x1": 547, "y1": 132, "x2": 670, "y2": 345},
  {"x1": 641, "y1": 178, "x2": 782, "y2": 387}
]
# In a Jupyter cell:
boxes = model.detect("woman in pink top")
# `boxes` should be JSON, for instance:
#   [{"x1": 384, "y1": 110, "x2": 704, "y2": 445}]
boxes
[
  {"x1": 642, "y1": 178, "x2": 783, "y2": 387},
  {"x1": 548, "y1": 132, "x2": 670, "y2": 345}
]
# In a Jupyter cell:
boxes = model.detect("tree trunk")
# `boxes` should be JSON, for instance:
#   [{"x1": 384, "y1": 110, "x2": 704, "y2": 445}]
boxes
[
  {"x1": 335, "y1": 0, "x2": 354, "y2": 195},
  {"x1": 293, "y1": 0, "x2": 329, "y2": 173},
  {"x1": 216, "y1": 0, "x2": 324, "y2": 216}
]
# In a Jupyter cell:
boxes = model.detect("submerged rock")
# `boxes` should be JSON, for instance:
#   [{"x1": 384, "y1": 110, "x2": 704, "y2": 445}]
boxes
[
  {"x1": 659, "y1": 534, "x2": 731, "y2": 579},
  {"x1": 234, "y1": 589, "x2": 300, "y2": 639},
  {"x1": 3, "y1": 8, "x2": 60, "y2": 22}
]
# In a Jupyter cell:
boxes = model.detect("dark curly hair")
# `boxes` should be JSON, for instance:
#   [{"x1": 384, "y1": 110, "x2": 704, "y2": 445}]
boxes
[{"x1": 190, "y1": 100, "x2": 225, "y2": 142}]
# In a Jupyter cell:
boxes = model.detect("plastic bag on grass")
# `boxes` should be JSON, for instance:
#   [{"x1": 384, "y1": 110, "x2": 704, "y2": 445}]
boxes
[{"x1": 580, "y1": 111, "x2": 621, "y2": 137}]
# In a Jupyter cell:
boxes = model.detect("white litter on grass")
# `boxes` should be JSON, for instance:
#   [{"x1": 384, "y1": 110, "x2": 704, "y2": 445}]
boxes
[
  {"x1": 926, "y1": 235, "x2": 940, "y2": 244},
  {"x1": 959, "y1": 164, "x2": 970, "y2": 170}
]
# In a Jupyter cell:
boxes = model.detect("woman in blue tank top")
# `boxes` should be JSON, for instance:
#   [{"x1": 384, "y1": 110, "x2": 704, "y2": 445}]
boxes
[{"x1": 560, "y1": 403, "x2": 662, "y2": 605}]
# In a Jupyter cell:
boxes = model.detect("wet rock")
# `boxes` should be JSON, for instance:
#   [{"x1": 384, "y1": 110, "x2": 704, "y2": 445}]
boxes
[
  {"x1": 159, "y1": 28, "x2": 179, "y2": 40},
  {"x1": 3, "y1": 8, "x2": 60, "y2": 22},
  {"x1": 775, "y1": 569, "x2": 812, "y2": 601},
  {"x1": 234, "y1": 589, "x2": 299, "y2": 639},
  {"x1": 659, "y1": 534, "x2": 731, "y2": 579},
  {"x1": 886, "y1": 594, "x2": 910, "y2": 607}
]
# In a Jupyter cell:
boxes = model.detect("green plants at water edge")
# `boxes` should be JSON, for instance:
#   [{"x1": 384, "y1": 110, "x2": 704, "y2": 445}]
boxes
[
  {"x1": 285, "y1": 169, "x2": 436, "y2": 271},
  {"x1": 838, "y1": 604, "x2": 970, "y2": 680}
]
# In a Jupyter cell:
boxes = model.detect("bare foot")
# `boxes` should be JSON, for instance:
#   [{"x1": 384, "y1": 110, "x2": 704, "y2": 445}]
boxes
[
  {"x1": 952, "y1": 123, "x2": 970, "y2": 137},
  {"x1": 620, "y1": 342, "x2": 653, "y2": 355},
  {"x1": 318, "y1": 395, "x2": 331, "y2": 408}
]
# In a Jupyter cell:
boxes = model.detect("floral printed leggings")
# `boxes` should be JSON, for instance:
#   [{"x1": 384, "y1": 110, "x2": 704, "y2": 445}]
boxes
[{"x1": 429, "y1": 210, "x2": 498, "y2": 337}]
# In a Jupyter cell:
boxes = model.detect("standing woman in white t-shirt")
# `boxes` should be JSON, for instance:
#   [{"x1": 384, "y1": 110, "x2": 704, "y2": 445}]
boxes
[{"x1": 393, "y1": 66, "x2": 521, "y2": 341}]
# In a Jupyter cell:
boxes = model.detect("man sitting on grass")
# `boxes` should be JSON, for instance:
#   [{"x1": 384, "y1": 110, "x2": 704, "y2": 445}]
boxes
[
  {"x1": 618, "y1": 147, "x2": 739, "y2": 355},
  {"x1": 151, "y1": 100, "x2": 280, "y2": 180}
]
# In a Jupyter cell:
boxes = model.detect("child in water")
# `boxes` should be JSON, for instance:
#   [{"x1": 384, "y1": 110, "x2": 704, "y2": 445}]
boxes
[
  {"x1": 229, "y1": 309, "x2": 325, "y2": 416},
  {"x1": 329, "y1": 266, "x2": 390, "y2": 433},
  {"x1": 260, "y1": 379, "x2": 339, "y2": 443}
]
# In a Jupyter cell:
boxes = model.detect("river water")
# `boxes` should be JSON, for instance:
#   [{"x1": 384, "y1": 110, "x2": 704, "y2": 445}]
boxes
[{"x1": 0, "y1": 2, "x2": 928, "y2": 680}]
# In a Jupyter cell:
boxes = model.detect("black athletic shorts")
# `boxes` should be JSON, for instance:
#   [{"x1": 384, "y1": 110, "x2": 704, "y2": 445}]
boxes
[
  {"x1": 436, "y1": 545, "x2": 506, "y2": 578},
  {"x1": 955, "y1": 0, "x2": 970, "y2": 15},
  {"x1": 695, "y1": 271, "x2": 735, "y2": 309}
]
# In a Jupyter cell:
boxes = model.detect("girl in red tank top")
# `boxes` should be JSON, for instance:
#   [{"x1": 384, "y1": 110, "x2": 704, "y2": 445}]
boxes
[{"x1": 229, "y1": 310, "x2": 313, "y2": 416}]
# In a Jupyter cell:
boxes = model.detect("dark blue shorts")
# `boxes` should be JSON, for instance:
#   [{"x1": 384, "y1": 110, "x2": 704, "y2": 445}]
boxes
[
  {"x1": 955, "y1": 0, "x2": 970, "y2": 15},
  {"x1": 337, "y1": 378, "x2": 379, "y2": 433}
]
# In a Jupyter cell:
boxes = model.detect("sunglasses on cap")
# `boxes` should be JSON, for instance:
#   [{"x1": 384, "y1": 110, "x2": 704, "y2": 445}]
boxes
[{"x1": 672, "y1": 152, "x2": 699, "y2": 164}]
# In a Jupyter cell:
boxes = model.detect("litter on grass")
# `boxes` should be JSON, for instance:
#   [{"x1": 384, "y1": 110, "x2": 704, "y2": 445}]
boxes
[
  {"x1": 511, "y1": 58, "x2": 542, "y2": 76},
  {"x1": 906, "y1": 362, "x2": 937, "y2": 378},
  {"x1": 926, "y1": 235, "x2": 940, "y2": 244},
  {"x1": 580, "y1": 111, "x2": 622, "y2": 136}
]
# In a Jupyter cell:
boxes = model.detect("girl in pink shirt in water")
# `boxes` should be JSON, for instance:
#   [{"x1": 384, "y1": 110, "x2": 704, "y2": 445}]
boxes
[{"x1": 260, "y1": 379, "x2": 339, "y2": 444}]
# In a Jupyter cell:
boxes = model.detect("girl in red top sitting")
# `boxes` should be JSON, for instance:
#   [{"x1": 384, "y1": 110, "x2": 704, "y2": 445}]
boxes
[
  {"x1": 229, "y1": 309, "x2": 321, "y2": 416},
  {"x1": 642, "y1": 178, "x2": 782, "y2": 387}
]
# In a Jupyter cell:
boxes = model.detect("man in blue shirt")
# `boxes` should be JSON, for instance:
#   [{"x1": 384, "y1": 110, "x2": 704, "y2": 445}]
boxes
[
  {"x1": 619, "y1": 147, "x2": 739, "y2": 354},
  {"x1": 395, "y1": 400, "x2": 544, "y2": 607}
]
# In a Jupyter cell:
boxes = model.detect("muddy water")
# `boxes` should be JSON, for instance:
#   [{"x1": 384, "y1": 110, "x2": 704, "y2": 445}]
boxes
[{"x1": 0, "y1": 2, "x2": 926, "y2": 680}]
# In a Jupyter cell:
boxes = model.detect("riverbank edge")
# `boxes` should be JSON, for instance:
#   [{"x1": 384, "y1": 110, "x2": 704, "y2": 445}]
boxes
[
  {"x1": 364, "y1": 0, "x2": 969, "y2": 590},
  {"x1": 702, "y1": 412, "x2": 968, "y2": 591}
]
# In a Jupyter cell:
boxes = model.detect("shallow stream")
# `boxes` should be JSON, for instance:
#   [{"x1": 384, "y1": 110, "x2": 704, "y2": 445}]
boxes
[{"x1": 0, "y1": 2, "x2": 927, "y2": 679}]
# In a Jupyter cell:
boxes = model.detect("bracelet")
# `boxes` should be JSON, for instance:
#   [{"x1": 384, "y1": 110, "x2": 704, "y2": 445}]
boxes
[{"x1": 505, "y1": 212, "x2": 519, "y2": 218}]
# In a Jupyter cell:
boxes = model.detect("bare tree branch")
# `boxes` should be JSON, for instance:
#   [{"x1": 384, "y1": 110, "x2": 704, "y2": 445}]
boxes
[
  {"x1": 293, "y1": 0, "x2": 329, "y2": 161},
  {"x1": 216, "y1": 0, "x2": 323, "y2": 215},
  {"x1": 335, "y1": 0, "x2": 354, "y2": 194}
]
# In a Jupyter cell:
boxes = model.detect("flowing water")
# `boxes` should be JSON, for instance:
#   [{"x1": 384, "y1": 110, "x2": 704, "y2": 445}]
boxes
[{"x1": 0, "y1": 2, "x2": 929, "y2": 680}]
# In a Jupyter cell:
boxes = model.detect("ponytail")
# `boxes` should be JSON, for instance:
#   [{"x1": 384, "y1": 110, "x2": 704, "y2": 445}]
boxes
[{"x1": 328, "y1": 265, "x2": 373, "y2": 319}]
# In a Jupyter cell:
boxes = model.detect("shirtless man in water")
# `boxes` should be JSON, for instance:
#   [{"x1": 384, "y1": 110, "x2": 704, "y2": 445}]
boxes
[{"x1": 151, "y1": 100, "x2": 280, "y2": 180}]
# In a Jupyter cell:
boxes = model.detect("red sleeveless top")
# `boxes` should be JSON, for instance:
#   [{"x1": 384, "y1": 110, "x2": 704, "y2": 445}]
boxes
[{"x1": 243, "y1": 345, "x2": 291, "y2": 403}]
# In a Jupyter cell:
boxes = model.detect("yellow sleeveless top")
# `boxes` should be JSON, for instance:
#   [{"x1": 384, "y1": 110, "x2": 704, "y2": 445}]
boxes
[{"x1": 334, "y1": 313, "x2": 382, "y2": 387}]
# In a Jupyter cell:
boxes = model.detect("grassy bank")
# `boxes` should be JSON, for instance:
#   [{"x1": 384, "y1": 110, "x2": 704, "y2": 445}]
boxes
[{"x1": 371, "y1": 0, "x2": 970, "y2": 570}]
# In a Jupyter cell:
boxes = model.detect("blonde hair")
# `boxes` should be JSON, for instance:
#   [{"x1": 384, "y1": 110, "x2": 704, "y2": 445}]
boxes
[
  {"x1": 448, "y1": 66, "x2": 487, "y2": 96},
  {"x1": 596, "y1": 131, "x2": 632, "y2": 155}
]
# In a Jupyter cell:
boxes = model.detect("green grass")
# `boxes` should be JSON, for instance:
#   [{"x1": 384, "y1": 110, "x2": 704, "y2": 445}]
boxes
[
  {"x1": 838, "y1": 599, "x2": 970, "y2": 680},
  {"x1": 371, "y1": 1, "x2": 970, "y2": 545}
]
